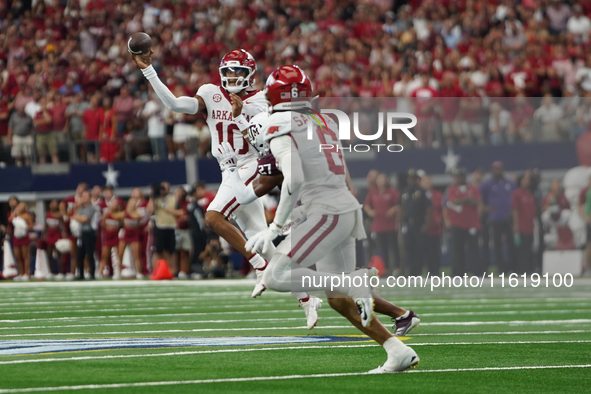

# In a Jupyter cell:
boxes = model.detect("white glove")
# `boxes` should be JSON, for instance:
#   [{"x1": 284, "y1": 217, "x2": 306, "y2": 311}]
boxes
[
  {"x1": 245, "y1": 222, "x2": 282, "y2": 255},
  {"x1": 218, "y1": 141, "x2": 238, "y2": 171}
]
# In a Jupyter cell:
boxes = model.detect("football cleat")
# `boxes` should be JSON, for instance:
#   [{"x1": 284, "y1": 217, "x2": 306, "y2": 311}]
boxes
[
  {"x1": 251, "y1": 262, "x2": 268, "y2": 298},
  {"x1": 393, "y1": 310, "x2": 420, "y2": 336},
  {"x1": 355, "y1": 297, "x2": 374, "y2": 328},
  {"x1": 345, "y1": 268, "x2": 375, "y2": 327},
  {"x1": 368, "y1": 345, "x2": 420, "y2": 374},
  {"x1": 300, "y1": 296, "x2": 322, "y2": 330}
]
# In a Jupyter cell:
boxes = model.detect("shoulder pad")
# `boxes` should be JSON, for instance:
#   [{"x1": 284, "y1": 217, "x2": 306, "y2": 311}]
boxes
[{"x1": 262, "y1": 112, "x2": 292, "y2": 142}]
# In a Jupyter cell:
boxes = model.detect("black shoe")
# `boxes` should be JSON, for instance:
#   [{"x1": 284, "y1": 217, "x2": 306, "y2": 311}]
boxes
[{"x1": 393, "y1": 310, "x2": 420, "y2": 336}]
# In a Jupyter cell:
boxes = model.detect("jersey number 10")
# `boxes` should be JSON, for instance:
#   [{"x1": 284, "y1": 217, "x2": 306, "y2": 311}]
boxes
[{"x1": 216, "y1": 123, "x2": 249, "y2": 155}]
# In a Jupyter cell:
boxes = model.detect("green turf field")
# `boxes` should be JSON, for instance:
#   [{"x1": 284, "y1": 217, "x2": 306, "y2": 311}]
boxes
[{"x1": 0, "y1": 279, "x2": 590, "y2": 393}]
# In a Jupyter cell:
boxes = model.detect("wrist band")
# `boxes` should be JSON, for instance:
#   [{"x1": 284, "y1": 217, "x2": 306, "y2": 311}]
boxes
[{"x1": 234, "y1": 114, "x2": 249, "y2": 132}]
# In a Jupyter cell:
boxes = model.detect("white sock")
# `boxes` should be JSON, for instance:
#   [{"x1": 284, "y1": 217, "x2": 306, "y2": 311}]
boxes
[
  {"x1": 292, "y1": 292, "x2": 309, "y2": 301},
  {"x1": 397, "y1": 310, "x2": 410, "y2": 320},
  {"x1": 383, "y1": 336, "x2": 405, "y2": 354},
  {"x1": 249, "y1": 254, "x2": 267, "y2": 270}
]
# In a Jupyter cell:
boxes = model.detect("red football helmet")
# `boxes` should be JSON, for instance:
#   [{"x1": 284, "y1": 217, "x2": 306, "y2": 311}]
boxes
[
  {"x1": 219, "y1": 49, "x2": 257, "y2": 93},
  {"x1": 265, "y1": 65, "x2": 312, "y2": 111}
]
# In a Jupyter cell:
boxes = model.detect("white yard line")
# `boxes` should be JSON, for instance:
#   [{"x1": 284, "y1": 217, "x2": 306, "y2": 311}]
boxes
[
  {"x1": 0, "y1": 364, "x2": 590, "y2": 393},
  {"x1": 0, "y1": 340, "x2": 589, "y2": 366},
  {"x1": 3, "y1": 323, "x2": 591, "y2": 337}
]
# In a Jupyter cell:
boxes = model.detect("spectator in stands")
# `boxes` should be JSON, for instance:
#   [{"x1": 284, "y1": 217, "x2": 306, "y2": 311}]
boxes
[
  {"x1": 421, "y1": 174, "x2": 443, "y2": 275},
  {"x1": 509, "y1": 94, "x2": 535, "y2": 143},
  {"x1": 512, "y1": 173, "x2": 537, "y2": 274},
  {"x1": 82, "y1": 94, "x2": 103, "y2": 163},
  {"x1": 24, "y1": 88, "x2": 41, "y2": 120},
  {"x1": 446, "y1": 168, "x2": 482, "y2": 276},
  {"x1": 113, "y1": 84, "x2": 134, "y2": 138},
  {"x1": 534, "y1": 94, "x2": 565, "y2": 141},
  {"x1": 363, "y1": 172, "x2": 400, "y2": 275},
  {"x1": 100, "y1": 96, "x2": 118, "y2": 163},
  {"x1": 194, "y1": 116, "x2": 211, "y2": 158},
  {"x1": 578, "y1": 174, "x2": 591, "y2": 276},
  {"x1": 7, "y1": 106, "x2": 33, "y2": 166},
  {"x1": 10, "y1": 202, "x2": 33, "y2": 281},
  {"x1": 142, "y1": 95, "x2": 166, "y2": 161},
  {"x1": 567, "y1": 4, "x2": 591, "y2": 43},
  {"x1": 71, "y1": 190, "x2": 98, "y2": 280},
  {"x1": 65, "y1": 92, "x2": 89, "y2": 163},
  {"x1": 0, "y1": 96, "x2": 9, "y2": 163},
  {"x1": 34, "y1": 97, "x2": 58, "y2": 164},
  {"x1": 459, "y1": 82, "x2": 485, "y2": 145},
  {"x1": 488, "y1": 102, "x2": 511, "y2": 145},
  {"x1": 547, "y1": 0, "x2": 571, "y2": 35},
  {"x1": 48, "y1": 91, "x2": 68, "y2": 148},
  {"x1": 480, "y1": 161, "x2": 516, "y2": 274}
]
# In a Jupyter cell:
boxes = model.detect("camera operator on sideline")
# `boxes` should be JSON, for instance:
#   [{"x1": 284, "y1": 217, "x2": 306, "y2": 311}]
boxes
[{"x1": 147, "y1": 181, "x2": 177, "y2": 272}]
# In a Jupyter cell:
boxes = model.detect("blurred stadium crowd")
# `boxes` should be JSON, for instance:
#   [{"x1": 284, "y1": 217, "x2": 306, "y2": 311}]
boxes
[{"x1": 1, "y1": 0, "x2": 591, "y2": 165}]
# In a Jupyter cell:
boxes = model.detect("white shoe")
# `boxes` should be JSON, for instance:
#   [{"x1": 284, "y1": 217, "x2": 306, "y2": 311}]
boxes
[
  {"x1": 368, "y1": 345, "x2": 420, "y2": 373},
  {"x1": 84, "y1": 271, "x2": 91, "y2": 280},
  {"x1": 191, "y1": 273, "x2": 203, "y2": 280},
  {"x1": 177, "y1": 271, "x2": 188, "y2": 279},
  {"x1": 112, "y1": 273, "x2": 121, "y2": 280},
  {"x1": 300, "y1": 296, "x2": 322, "y2": 329},
  {"x1": 251, "y1": 263, "x2": 268, "y2": 298},
  {"x1": 136, "y1": 273, "x2": 145, "y2": 280},
  {"x1": 12, "y1": 275, "x2": 22, "y2": 282},
  {"x1": 55, "y1": 273, "x2": 65, "y2": 281},
  {"x1": 65, "y1": 273, "x2": 75, "y2": 281},
  {"x1": 20, "y1": 274, "x2": 30, "y2": 282},
  {"x1": 45, "y1": 273, "x2": 54, "y2": 281},
  {"x1": 345, "y1": 268, "x2": 375, "y2": 328}
]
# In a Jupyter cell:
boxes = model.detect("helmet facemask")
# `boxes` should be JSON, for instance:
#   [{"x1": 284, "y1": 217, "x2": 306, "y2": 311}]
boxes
[{"x1": 220, "y1": 65, "x2": 254, "y2": 93}]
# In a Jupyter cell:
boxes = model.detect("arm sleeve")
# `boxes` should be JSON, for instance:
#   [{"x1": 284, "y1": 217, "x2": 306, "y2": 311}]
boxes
[
  {"x1": 141, "y1": 65, "x2": 199, "y2": 114},
  {"x1": 270, "y1": 134, "x2": 303, "y2": 227},
  {"x1": 226, "y1": 169, "x2": 258, "y2": 205}
]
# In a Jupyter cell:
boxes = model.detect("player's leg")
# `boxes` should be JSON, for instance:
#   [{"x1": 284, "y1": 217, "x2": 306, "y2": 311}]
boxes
[
  {"x1": 265, "y1": 212, "x2": 374, "y2": 326},
  {"x1": 205, "y1": 167, "x2": 269, "y2": 295},
  {"x1": 316, "y1": 236, "x2": 419, "y2": 372}
]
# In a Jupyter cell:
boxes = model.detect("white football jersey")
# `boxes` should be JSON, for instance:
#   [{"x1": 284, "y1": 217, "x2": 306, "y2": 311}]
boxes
[
  {"x1": 263, "y1": 111, "x2": 361, "y2": 215},
  {"x1": 196, "y1": 84, "x2": 267, "y2": 166}
]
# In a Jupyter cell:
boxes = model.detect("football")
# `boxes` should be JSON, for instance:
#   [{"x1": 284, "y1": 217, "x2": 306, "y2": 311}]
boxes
[{"x1": 127, "y1": 32, "x2": 152, "y2": 55}]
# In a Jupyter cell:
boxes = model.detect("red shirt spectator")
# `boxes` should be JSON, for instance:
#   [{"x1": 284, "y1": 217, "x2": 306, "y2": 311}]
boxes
[
  {"x1": 49, "y1": 93, "x2": 68, "y2": 131},
  {"x1": 82, "y1": 97, "x2": 104, "y2": 141},
  {"x1": 446, "y1": 183, "x2": 481, "y2": 229},
  {"x1": 512, "y1": 186, "x2": 537, "y2": 235},
  {"x1": 364, "y1": 185, "x2": 400, "y2": 233}
]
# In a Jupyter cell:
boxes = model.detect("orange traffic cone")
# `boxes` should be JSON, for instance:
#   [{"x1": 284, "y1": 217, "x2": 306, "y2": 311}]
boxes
[
  {"x1": 368, "y1": 255, "x2": 386, "y2": 277},
  {"x1": 150, "y1": 259, "x2": 173, "y2": 280}
]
